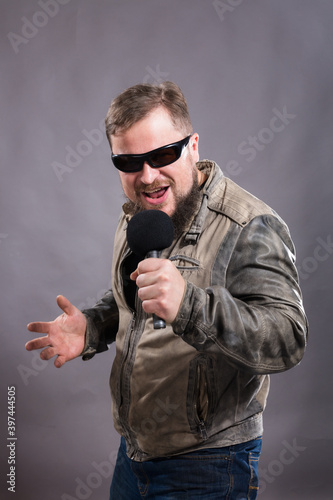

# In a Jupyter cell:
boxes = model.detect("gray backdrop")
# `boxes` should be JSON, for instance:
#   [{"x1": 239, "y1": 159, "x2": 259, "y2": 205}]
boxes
[{"x1": 1, "y1": 0, "x2": 332, "y2": 498}]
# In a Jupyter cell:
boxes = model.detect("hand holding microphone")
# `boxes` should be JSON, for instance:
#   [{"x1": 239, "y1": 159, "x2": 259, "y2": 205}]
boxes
[{"x1": 126, "y1": 210, "x2": 185, "y2": 329}]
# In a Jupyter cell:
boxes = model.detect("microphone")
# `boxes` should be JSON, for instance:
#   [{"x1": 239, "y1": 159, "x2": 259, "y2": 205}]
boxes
[{"x1": 126, "y1": 210, "x2": 174, "y2": 329}]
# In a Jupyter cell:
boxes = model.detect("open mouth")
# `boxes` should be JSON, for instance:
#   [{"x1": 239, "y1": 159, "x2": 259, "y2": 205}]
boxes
[{"x1": 142, "y1": 186, "x2": 169, "y2": 204}]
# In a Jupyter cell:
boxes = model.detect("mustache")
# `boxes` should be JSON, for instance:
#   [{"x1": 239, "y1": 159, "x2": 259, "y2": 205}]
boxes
[{"x1": 134, "y1": 179, "x2": 175, "y2": 194}]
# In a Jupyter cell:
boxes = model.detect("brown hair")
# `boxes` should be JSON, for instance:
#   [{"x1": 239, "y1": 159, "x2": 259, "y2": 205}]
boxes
[{"x1": 105, "y1": 81, "x2": 193, "y2": 144}]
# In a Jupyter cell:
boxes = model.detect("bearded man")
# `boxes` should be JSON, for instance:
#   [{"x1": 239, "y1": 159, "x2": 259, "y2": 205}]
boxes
[{"x1": 26, "y1": 81, "x2": 308, "y2": 499}]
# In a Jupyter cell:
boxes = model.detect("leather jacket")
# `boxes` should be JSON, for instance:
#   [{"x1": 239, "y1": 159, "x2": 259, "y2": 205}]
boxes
[{"x1": 81, "y1": 160, "x2": 308, "y2": 461}]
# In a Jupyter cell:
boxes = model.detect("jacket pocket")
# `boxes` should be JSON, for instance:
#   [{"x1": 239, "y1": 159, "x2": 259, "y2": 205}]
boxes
[
  {"x1": 169, "y1": 255, "x2": 200, "y2": 273},
  {"x1": 187, "y1": 355, "x2": 215, "y2": 441}
]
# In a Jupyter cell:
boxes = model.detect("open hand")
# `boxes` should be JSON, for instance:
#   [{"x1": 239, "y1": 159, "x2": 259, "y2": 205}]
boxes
[{"x1": 26, "y1": 295, "x2": 87, "y2": 368}]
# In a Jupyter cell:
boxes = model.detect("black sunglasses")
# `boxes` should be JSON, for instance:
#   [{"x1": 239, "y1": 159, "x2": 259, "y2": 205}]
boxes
[{"x1": 111, "y1": 135, "x2": 192, "y2": 173}]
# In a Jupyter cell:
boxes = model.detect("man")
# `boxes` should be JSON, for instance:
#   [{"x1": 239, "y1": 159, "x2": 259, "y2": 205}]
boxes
[{"x1": 26, "y1": 81, "x2": 308, "y2": 499}]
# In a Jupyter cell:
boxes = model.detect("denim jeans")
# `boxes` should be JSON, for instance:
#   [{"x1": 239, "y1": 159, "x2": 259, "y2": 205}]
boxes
[{"x1": 109, "y1": 436, "x2": 262, "y2": 499}]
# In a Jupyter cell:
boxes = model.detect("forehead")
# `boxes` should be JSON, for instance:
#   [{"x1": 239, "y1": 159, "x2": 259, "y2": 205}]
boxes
[{"x1": 111, "y1": 107, "x2": 184, "y2": 155}]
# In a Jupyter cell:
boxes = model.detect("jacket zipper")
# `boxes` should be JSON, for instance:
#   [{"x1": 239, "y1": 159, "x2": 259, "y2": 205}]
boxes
[
  {"x1": 117, "y1": 252, "x2": 136, "y2": 414},
  {"x1": 198, "y1": 420, "x2": 208, "y2": 441},
  {"x1": 194, "y1": 362, "x2": 209, "y2": 441},
  {"x1": 117, "y1": 253, "x2": 147, "y2": 456},
  {"x1": 118, "y1": 312, "x2": 136, "y2": 411}
]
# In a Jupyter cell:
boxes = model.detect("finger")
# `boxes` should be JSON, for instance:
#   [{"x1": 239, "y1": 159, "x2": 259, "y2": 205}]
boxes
[
  {"x1": 132, "y1": 259, "x2": 171, "y2": 285},
  {"x1": 40, "y1": 347, "x2": 57, "y2": 361},
  {"x1": 137, "y1": 258, "x2": 160, "y2": 273},
  {"x1": 138, "y1": 270, "x2": 164, "y2": 288},
  {"x1": 141, "y1": 298, "x2": 162, "y2": 316},
  {"x1": 55, "y1": 355, "x2": 66, "y2": 368},
  {"x1": 27, "y1": 321, "x2": 51, "y2": 334},
  {"x1": 137, "y1": 284, "x2": 157, "y2": 301},
  {"x1": 56, "y1": 295, "x2": 76, "y2": 316},
  {"x1": 25, "y1": 336, "x2": 51, "y2": 351}
]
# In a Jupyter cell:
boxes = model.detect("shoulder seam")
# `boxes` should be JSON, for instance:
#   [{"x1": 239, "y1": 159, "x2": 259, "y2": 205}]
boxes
[{"x1": 208, "y1": 177, "x2": 274, "y2": 227}]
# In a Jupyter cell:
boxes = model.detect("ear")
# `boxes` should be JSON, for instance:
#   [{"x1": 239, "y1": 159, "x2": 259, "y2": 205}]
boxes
[{"x1": 190, "y1": 133, "x2": 199, "y2": 162}]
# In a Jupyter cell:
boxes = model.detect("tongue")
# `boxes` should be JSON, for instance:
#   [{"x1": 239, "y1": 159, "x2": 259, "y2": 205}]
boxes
[{"x1": 147, "y1": 188, "x2": 166, "y2": 199}]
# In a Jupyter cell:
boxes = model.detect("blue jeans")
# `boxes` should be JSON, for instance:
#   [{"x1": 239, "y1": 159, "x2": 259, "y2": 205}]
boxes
[{"x1": 109, "y1": 436, "x2": 262, "y2": 499}]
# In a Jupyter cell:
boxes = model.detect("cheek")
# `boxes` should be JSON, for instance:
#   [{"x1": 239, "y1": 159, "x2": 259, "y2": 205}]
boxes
[
  {"x1": 119, "y1": 174, "x2": 136, "y2": 197},
  {"x1": 177, "y1": 167, "x2": 196, "y2": 195}
]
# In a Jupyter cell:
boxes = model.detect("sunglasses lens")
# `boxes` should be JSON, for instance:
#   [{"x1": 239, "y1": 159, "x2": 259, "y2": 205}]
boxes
[
  {"x1": 113, "y1": 156, "x2": 141, "y2": 173},
  {"x1": 150, "y1": 146, "x2": 179, "y2": 167}
]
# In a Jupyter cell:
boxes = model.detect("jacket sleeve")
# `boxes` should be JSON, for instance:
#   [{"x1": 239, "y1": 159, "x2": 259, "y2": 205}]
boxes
[
  {"x1": 172, "y1": 214, "x2": 308, "y2": 374},
  {"x1": 80, "y1": 289, "x2": 119, "y2": 360}
]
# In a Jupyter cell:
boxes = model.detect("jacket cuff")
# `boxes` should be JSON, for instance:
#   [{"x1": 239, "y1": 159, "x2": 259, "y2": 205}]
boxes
[{"x1": 80, "y1": 314, "x2": 109, "y2": 361}]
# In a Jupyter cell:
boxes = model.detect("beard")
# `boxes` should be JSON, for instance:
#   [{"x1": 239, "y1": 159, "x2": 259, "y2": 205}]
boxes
[{"x1": 123, "y1": 167, "x2": 202, "y2": 239}]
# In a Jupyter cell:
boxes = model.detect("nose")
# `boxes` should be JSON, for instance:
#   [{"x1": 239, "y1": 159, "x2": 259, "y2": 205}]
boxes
[{"x1": 139, "y1": 162, "x2": 160, "y2": 185}]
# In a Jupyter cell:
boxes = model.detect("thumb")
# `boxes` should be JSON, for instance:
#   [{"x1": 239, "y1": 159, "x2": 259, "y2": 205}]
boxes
[
  {"x1": 56, "y1": 295, "x2": 76, "y2": 316},
  {"x1": 130, "y1": 269, "x2": 139, "y2": 281}
]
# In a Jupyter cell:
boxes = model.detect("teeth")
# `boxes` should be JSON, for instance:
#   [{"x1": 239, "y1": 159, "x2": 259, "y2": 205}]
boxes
[
  {"x1": 143, "y1": 186, "x2": 168, "y2": 199},
  {"x1": 145, "y1": 187, "x2": 165, "y2": 194}
]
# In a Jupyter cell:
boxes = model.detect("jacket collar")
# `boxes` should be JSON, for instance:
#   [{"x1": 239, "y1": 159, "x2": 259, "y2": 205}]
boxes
[{"x1": 184, "y1": 160, "x2": 223, "y2": 243}]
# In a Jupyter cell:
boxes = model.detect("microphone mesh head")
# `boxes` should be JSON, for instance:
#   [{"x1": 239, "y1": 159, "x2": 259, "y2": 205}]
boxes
[{"x1": 126, "y1": 210, "x2": 174, "y2": 257}]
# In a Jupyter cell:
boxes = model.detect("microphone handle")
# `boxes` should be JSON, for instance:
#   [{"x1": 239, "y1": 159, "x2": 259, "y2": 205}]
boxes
[{"x1": 146, "y1": 250, "x2": 166, "y2": 329}]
